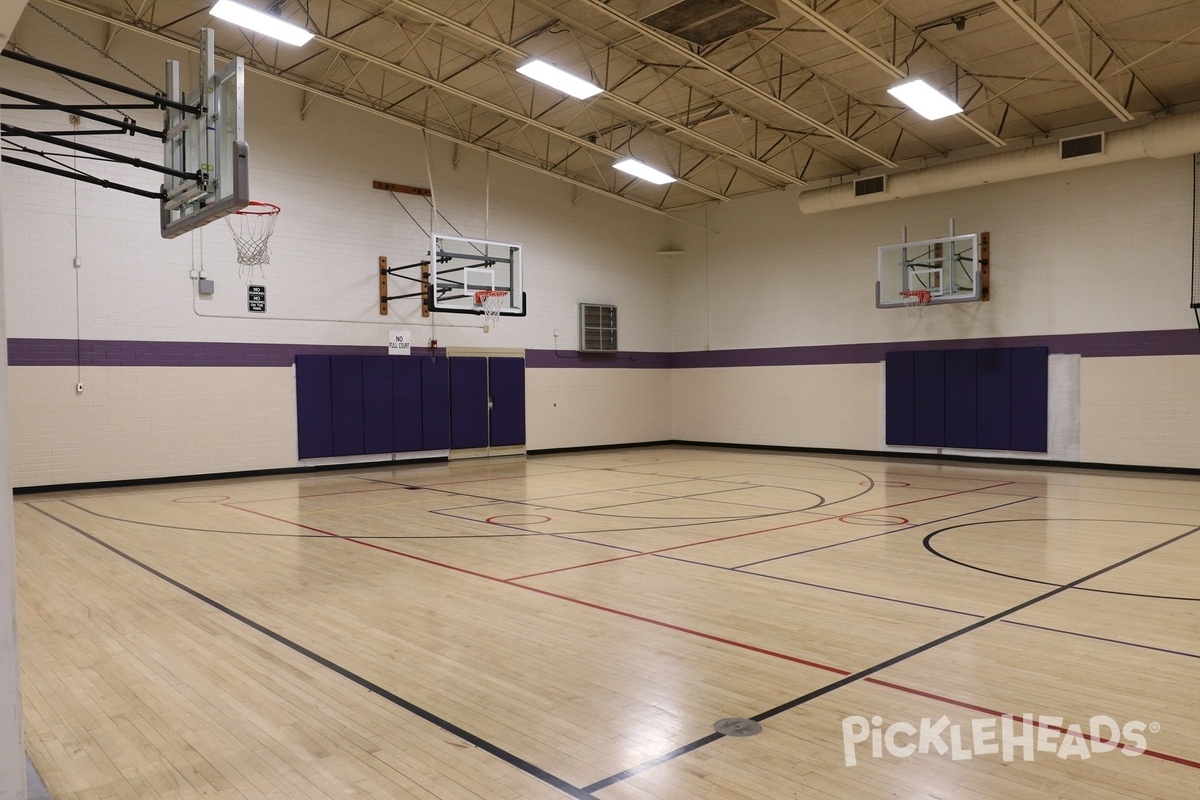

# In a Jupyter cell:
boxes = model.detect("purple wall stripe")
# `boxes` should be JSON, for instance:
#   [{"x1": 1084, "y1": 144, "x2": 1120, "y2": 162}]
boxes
[
  {"x1": 6, "y1": 329, "x2": 1198, "y2": 369},
  {"x1": 670, "y1": 329, "x2": 1200, "y2": 369},
  {"x1": 524, "y1": 350, "x2": 671, "y2": 369},
  {"x1": 6, "y1": 338, "x2": 419, "y2": 367}
]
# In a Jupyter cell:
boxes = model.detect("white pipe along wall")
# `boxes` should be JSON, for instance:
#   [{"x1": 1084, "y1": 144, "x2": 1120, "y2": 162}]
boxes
[{"x1": 798, "y1": 108, "x2": 1200, "y2": 213}]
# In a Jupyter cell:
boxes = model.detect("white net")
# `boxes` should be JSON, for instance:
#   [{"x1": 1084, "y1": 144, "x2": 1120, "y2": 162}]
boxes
[
  {"x1": 226, "y1": 202, "x2": 279, "y2": 278},
  {"x1": 475, "y1": 290, "x2": 508, "y2": 332},
  {"x1": 900, "y1": 290, "x2": 931, "y2": 319}
]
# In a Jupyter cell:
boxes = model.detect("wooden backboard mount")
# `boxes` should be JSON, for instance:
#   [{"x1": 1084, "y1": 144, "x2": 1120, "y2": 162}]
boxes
[
  {"x1": 373, "y1": 181, "x2": 431, "y2": 197},
  {"x1": 379, "y1": 256, "x2": 431, "y2": 316}
]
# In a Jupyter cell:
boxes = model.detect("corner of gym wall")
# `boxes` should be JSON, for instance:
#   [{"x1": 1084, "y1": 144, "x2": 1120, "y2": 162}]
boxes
[{"x1": 2, "y1": 7, "x2": 674, "y2": 485}]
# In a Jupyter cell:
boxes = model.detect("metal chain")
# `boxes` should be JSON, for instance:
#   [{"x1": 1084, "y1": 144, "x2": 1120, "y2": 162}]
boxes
[
  {"x1": 28, "y1": 3, "x2": 161, "y2": 91},
  {"x1": 6, "y1": 41, "x2": 109, "y2": 105}
]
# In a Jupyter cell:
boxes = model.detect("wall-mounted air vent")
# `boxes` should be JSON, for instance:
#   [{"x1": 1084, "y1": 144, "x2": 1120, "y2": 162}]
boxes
[
  {"x1": 639, "y1": 0, "x2": 777, "y2": 46},
  {"x1": 854, "y1": 175, "x2": 887, "y2": 197},
  {"x1": 1060, "y1": 133, "x2": 1104, "y2": 160},
  {"x1": 579, "y1": 303, "x2": 618, "y2": 353}
]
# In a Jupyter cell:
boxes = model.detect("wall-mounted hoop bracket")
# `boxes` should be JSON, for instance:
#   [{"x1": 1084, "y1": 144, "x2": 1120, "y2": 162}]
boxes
[{"x1": 379, "y1": 256, "x2": 431, "y2": 316}]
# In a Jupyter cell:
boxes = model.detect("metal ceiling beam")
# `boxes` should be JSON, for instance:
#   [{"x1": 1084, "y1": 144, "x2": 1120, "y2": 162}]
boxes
[
  {"x1": 387, "y1": 0, "x2": 801, "y2": 186},
  {"x1": 993, "y1": 0, "x2": 1135, "y2": 122},
  {"x1": 1060, "y1": 0, "x2": 1168, "y2": 110},
  {"x1": 34, "y1": 0, "x2": 719, "y2": 217},
  {"x1": 568, "y1": 0, "x2": 897, "y2": 168},
  {"x1": 773, "y1": 0, "x2": 1006, "y2": 147},
  {"x1": 862, "y1": 0, "x2": 1050, "y2": 137},
  {"x1": 516, "y1": 0, "x2": 862, "y2": 174},
  {"x1": 744, "y1": 30, "x2": 946, "y2": 157}
]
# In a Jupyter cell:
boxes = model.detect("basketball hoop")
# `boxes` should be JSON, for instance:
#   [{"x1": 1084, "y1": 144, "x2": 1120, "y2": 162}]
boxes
[
  {"x1": 899, "y1": 289, "x2": 932, "y2": 319},
  {"x1": 226, "y1": 201, "x2": 280, "y2": 279},
  {"x1": 474, "y1": 290, "x2": 508, "y2": 332}
]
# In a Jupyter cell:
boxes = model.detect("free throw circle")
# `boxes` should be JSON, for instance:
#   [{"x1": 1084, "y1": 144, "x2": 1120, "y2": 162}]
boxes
[
  {"x1": 486, "y1": 514, "x2": 551, "y2": 525},
  {"x1": 839, "y1": 514, "x2": 909, "y2": 526}
]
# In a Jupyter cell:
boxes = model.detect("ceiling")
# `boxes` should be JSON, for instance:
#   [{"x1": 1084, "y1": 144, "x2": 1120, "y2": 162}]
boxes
[{"x1": 11, "y1": 0, "x2": 1200, "y2": 215}]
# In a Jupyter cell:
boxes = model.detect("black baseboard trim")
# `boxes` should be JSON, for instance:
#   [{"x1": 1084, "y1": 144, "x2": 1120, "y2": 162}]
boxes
[
  {"x1": 12, "y1": 456, "x2": 449, "y2": 495},
  {"x1": 668, "y1": 440, "x2": 1200, "y2": 477},
  {"x1": 526, "y1": 440, "x2": 673, "y2": 457},
  {"x1": 14, "y1": 439, "x2": 1199, "y2": 494}
]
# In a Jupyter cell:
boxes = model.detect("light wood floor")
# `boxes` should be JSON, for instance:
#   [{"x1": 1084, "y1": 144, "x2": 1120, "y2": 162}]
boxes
[{"x1": 14, "y1": 446, "x2": 1200, "y2": 799}]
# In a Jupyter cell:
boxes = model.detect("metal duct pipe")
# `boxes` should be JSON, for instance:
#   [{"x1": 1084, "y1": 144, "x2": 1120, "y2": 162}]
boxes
[{"x1": 798, "y1": 109, "x2": 1200, "y2": 214}]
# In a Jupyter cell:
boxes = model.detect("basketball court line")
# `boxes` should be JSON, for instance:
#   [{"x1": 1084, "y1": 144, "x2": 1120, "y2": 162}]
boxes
[
  {"x1": 999, "y1": 619, "x2": 1200, "y2": 660},
  {"x1": 729, "y1": 494, "x2": 1037, "y2": 570},
  {"x1": 370, "y1": 469, "x2": 857, "y2": 511},
  {"x1": 657, "y1": 553, "x2": 1200, "y2": 661},
  {"x1": 28, "y1": 498, "x2": 1200, "y2": 798},
  {"x1": 923, "y1": 521, "x2": 1200, "y2": 601},
  {"x1": 507, "y1": 480, "x2": 1015, "y2": 581},
  {"x1": 49, "y1": 499, "x2": 571, "y2": 541},
  {"x1": 226, "y1": 498, "x2": 1200, "y2": 772},
  {"x1": 25, "y1": 505, "x2": 598, "y2": 800},
  {"x1": 581, "y1": 522, "x2": 1200, "y2": 792}
]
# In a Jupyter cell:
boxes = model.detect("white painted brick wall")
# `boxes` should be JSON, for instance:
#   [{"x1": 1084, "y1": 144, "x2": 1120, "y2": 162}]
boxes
[
  {"x1": 527, "y1": 369, "x2": 671, "y2": 451},
  {"x1": 7, "y1": 367, "x2": 296, "y2": 486},
  {"x1": 2, "y1": 10, "x2": 677, "y2": 483},
  {"x1": 1081, "y1": 355, "x2": 1200, "y2": 469}
]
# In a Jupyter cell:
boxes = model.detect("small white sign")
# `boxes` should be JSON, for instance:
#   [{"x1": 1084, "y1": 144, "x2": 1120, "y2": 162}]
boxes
[{"x1": 388, "y1": 330, "x2": 412, "y2": 355}]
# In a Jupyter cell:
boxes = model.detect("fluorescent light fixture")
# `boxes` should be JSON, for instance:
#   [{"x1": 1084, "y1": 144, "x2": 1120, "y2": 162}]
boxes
[
  {"x1": 515, "y1": 59, "x2": 602, "y2": 100},
  {"x1": 210, "y1": 0, "x2": 315, "y2": 46},
  {"x1": 887, "y1": 78, "x2": 963, "y2": 121},
  {"x1": 613, "y1": 158, "x2": 676, "y2": 185}
]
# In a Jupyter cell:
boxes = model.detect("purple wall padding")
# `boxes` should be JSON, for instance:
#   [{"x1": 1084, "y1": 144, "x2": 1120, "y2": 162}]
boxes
[
  {"x1": 295, "y1": 356, "x2": 334, "y2": 459},
  {"x1": 1010, "y1": 347, "x2": 1049, "y2": 452},
  {"x1": 913, "y1": 351, "x2": 946, "y2": 447},
  {"x1": 450, "y1": 358, "x2": 489, "y2": 450},
  {"x1": 362, "y1": 357, "x2": 394, "y2": 455},
  {"x1": 330, "y1": 357, "x2": 366, "y2": 456},
  {"x1": 884, "y1": 352, "x2": 915, "y2": 446},
  {"x1": 391, "y1": 357, "x2": 423, "y2": 452},
  {"x1": 488, "y1": 357, "x2": 526, "y2": 447},
  {"x1": 944, "y1": 350, "x2": 978, "y2": 449},
  {"x1": 420, "y1": 358, "x2": 450, "y2": 450},
  {"x1": 976, "y1": 349, "x2": 1012, "y2": 450},
  {"x1": 887, "y1": 346, "x2": 1048, "y2": 453}
]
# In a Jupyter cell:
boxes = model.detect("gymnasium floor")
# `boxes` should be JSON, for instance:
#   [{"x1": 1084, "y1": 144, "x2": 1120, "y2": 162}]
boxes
[{"x1": 14, "y1": 446, "x2": 1199, "y2": 799}]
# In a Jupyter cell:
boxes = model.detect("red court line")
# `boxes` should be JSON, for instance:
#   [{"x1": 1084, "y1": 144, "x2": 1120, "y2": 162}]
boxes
[
  {"x1": 509, "y1": 481, "x2": 1015, "y2": 581},
  {"x1": 226, "y1": 503, "x2": 1198, "y2": 772},
  {"x1": 863, "y1": 678, "x2": 1200, "y2": 769}
]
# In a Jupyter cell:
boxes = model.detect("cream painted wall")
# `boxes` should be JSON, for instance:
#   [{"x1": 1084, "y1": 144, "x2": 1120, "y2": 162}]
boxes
[
  {"x1": 8, "y1": 367, "x2": 296, "y2": 487},
  {"x1": 1081, "y1": 355, "x2": 1200, "y2": 469},
  {"x1": 527, "y1": 369, "x2": 671, "y2": 451},
  {"x1": 2, "y1": 9, "x2": 678, "y2": 486},
  {"x1": 6, "y1": 6, "x2": 1200, "y2": 494},
  {"x1": 671, "y1": 364, "x2": 882, "y2": 451},
  {"x1": 670, "y1": 156, "x2": 1193, "y2": 353},
  {"x1": 667, "y1": 155, "x2": 1200, "y2": 469}
]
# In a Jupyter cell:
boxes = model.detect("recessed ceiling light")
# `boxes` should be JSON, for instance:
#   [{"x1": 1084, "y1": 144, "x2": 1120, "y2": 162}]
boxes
[
  {"x1": 887, "y1": 78, "x2": 963, "y2": 121},
  {"x1": 515, "y1": 59, "x2": 603, "y2": 100},
  {"x1": 210, "y1": 1, "x2": 315, "y2": 47}
]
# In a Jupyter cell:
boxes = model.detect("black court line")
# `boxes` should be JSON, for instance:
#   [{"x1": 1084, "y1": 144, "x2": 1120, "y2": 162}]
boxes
[
  {"x1": 581, "y1": 522, "x2": 1200, "y2": 794},
  {"x1": 999, "y1": 619, "x2": 1200, "y2": 661},
  {"x1": 731, "y1": 494, "x2": 1038, "y2": 570},
  {"x1": 924, "y1": 518, "x2": 1200, "y2": 601},
  {"x1": 51, "y1": 499, "x2": 573, "y2": 541},
  {"x1": 28, "y1": 504, "x2": 597, "y2": 800}
]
